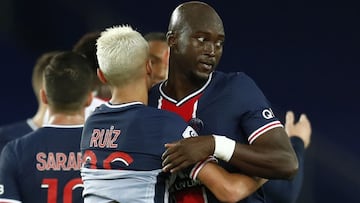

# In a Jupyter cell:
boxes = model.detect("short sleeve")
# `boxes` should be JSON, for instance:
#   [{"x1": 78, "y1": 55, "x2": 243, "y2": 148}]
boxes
[{"x1": 232, "y1": 73, "x2": 283, "y2": 144}]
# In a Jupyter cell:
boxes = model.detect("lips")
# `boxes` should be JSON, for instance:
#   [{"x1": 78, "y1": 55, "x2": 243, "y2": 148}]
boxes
[
  {"x1": 199, "y1": 59, "x2": 215, "y2": 71},
  {"x1": 199, "y1": 62, "x2": 213, "y2": 71}
]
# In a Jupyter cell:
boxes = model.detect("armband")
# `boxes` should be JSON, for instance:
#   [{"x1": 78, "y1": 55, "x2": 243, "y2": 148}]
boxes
[{"x1": 213, "y1": 135, "x2": 236, "y2": 162}]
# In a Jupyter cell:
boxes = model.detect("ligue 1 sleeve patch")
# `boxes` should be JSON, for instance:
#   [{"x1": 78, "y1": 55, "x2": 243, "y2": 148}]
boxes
[{"x1": 182, "y1": 126, "x2": 198, "y2": 138}]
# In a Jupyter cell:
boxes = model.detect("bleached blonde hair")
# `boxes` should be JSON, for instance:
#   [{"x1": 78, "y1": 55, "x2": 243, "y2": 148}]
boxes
[{"x1": 96, "y1": 25, "x2": 149, "y2": 86}]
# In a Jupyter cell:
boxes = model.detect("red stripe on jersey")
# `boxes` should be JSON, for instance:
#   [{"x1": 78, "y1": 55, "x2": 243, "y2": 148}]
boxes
[
  {"x1": 159, "y1": 93, "x2": 206, "y2": 202},
  {"x1": 174, "y1": 187, "x2": 207, "y2": 203},
  {"x1": 159, "y1": 93, "x2": 202, "y2": 122}
]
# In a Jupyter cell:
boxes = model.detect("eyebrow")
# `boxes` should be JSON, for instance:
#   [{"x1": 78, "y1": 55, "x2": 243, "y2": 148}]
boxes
[{"x1": 193, "y1": 31, "x2": 225, "y2": 38}]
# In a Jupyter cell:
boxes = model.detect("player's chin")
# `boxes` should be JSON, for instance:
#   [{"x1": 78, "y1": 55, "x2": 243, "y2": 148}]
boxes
[
  {"x1": 194, "y1": 71, "x2": 211, "y2": 81},
  {"x1": 197, "y1": 65, "x2": 213, "y2": 78}
]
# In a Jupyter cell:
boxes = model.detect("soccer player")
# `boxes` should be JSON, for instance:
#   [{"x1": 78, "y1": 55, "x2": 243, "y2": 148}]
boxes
[
  {"x1": 148, "y1": 1, "x2": 301, "y2": 203},
  {"x1": 42, "y1": 31, "x2": 111, "y2": 125},
  {"x1": 263, "y1": 110, "x2": 312, "y2": 203},
  {"x1": 0, "y1": 51, "x2": 60, "y2": 154},
  {"x1": 0, "y1": 51, "x2": 94, "y2": 202},
  {"x1": 144, "y1": 32, "x2": 169, "y2": 86},
  {"x1": 80, "y1": 25, "x2": 267, "y2": 203}
]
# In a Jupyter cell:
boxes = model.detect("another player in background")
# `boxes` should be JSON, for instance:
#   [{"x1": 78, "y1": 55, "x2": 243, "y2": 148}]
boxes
[
  {"x1": 72, "y1": 31, "x2": 112, "y2": 102},
  {"x1": 0, "y1": 51, "x2": 93, "y2": 202},
  {"x1": 144, "y1": 32, "x2": 169, "y2": 86},
  {"x1": 0, "y1": 51, "x2": 60, "y2": 153},
  {"x1": 80, "y1": 25, "x2": 267, "y2": 203},
  {"x1": 263, "y1": 110, "x2": 312, "y2": 203},
  {"x1": 148, "y1": 1, "x2": 299, "y2": 203},
  {"x1": 42, "y1": 31, "x2": 111, "y2": 124}
]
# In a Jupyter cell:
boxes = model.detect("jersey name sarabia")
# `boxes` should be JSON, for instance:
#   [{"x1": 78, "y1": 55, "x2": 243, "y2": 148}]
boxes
[
  {"x1": 149, "y1": 71, "x2": 283, "y2": 203},
  {"x1": 0, "y1": 118, "x2": 38, "y2": 154},
  {"x1": 0, "y1": 125, "x2": 84, "y2": 203},
  {"x1": 80, "y1": 102, "x2": 196, "y2": 203}
]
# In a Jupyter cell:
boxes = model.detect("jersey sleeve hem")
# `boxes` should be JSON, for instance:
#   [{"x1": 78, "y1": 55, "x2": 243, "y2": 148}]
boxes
[{"x1": 248, "y1": 121, "x2": 283, "y2": 144}]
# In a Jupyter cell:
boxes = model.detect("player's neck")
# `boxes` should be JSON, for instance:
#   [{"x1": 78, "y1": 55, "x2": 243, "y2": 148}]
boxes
[
  {"x1": 94, "y1": 86, "x2": 112, "y2": 101},
  {"x1": 110, "y1": 82, "x2": 148, "y2": 105},
  {"x1": 164, "y1": 74, "x2": 206, "y2": 101},
  {"x1": 47, "y1": 112, "x2": 85, "y2": 126},
  {"x1": 32, "y1": 104, "x2": 48, "y2": 127}
]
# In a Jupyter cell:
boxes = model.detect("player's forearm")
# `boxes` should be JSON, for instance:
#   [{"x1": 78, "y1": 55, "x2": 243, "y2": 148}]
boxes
[
  {"x1": 220, "y1": 174, "x2": 268, "y2": 202},
  {"x1": 213, "y1": 128, "x2": 299, "y2": 179},
  {"x1": 198, "y1": 163, "x2": 267, "y2": 202},
  {"x1": 228, "y1": 142, "x2": 299, "y2": 179}
]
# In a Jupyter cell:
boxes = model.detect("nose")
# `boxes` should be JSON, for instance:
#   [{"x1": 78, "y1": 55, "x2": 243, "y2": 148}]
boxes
[{"x1": 204, "y1": 42, "x2": 215, "y2": 56}]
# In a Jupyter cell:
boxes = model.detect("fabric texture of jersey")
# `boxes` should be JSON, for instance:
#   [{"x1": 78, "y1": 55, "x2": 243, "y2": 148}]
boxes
[
  {"x1": 80, "y1": 102, "x2": 196, "y2": 203},
  {"x1": 149, "y1": 71, "x2": 283, "y2": 203},
  {"x1": 0, "y1": 125, "x2": 84, "y2": 203}
]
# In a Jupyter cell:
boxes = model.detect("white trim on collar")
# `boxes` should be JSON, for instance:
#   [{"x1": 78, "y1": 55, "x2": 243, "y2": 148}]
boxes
[{"x1": 159, "y1": 72, "x2": 213, "y2": 105}]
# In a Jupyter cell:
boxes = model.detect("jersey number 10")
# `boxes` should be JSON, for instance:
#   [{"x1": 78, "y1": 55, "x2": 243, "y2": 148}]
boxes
[{"x1": 42, "y1": 178, "x2": 83, "y2": 203}]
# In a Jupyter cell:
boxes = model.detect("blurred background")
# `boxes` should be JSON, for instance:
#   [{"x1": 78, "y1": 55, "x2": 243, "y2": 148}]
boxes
[{"x1": 1, "y1": 0, "x2": 359, "y2": 202}]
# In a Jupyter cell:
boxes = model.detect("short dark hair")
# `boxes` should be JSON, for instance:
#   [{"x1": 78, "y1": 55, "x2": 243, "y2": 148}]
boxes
[
  {"x1": 72, "y1": 31, "x2": 102, "y2": 91},
  {"x1": 73, "y1": 31, "x2": 101, "y2": 73},
  {"x1": 144, "y1": 32, "x2": 166, "y2": 42},
  {"x1": 44, "y1": 51, "x2": 94, "y2": 112},
  {"x1": 32, "y1": 51, "x2": 61, "y2": 101}
]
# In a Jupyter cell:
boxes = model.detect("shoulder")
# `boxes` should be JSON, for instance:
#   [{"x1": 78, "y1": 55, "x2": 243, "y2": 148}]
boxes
[
  {"x1": 8, "y1": 127, "x2": 57, "y2": 150},
  {"x1": 1, "y1": 131, "x2": 31, "y2": 159},
  {"x1": 213, "y1": 71, "x2": 256, "y2": 86},
  {"x1": 0, "y1": 120, "x2": 34, "y2": 144},
  {"x1": 142, "y1": 106, "x2": 184, "y2": 122},
  {"x1": 139, "y1": 107, "x2": 188, "y2": 130},
  {"x1": 209, "y1": 71, "x2": 263, "y2": 97},
  {"x1": 8, "y1": 129, "x2": 37, "y2": 147}
]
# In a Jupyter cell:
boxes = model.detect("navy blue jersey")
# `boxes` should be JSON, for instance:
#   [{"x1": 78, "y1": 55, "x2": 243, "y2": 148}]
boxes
[
  {"x1": 0, "y1": 125, "x2": 84, "y2": 203},
  {"x1": 0, "y1": 119, "x2": 37, "y2": 154},
  {"x1": 80, "y1": 102, "x2": 196, "y2": 203},
  {"x1": 149, "y1": 71, "x2": 283, "y2": 203}
]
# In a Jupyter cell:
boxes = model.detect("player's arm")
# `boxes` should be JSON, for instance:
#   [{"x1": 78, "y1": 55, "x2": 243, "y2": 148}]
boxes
[
  {"x1": 227, "y1": 127, "x2": 298, "y2": 179},
  {"x1": 190, "y1": 157, "x2": 267, "y2": 203},
  {"x1": 162, "y1": 127, "x2": 298, "y2": 179},
  {"x1": 224, "y1": 111, "x2": 310, "y2": 179},
  {"x1": 264, "y1": 111, "x2": 312, "y2": 202}
]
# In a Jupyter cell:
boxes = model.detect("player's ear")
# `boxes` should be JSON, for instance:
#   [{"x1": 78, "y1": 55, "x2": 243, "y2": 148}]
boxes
[
  {"x1": 85, "y1": 92, "x2": 93, "y2": 107},
  {"x1": 40, "y1": 88, "x2": 48, "y2": 105},
  {"x1": 167, "y1": 31, "x2": 177, "y2": 47},
  {"x1": 97, "y1": 68, "x2": 107, "y2": 84},
  {"x1": 146, "y1": 59, "x2": 152, "y2": 76}
]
